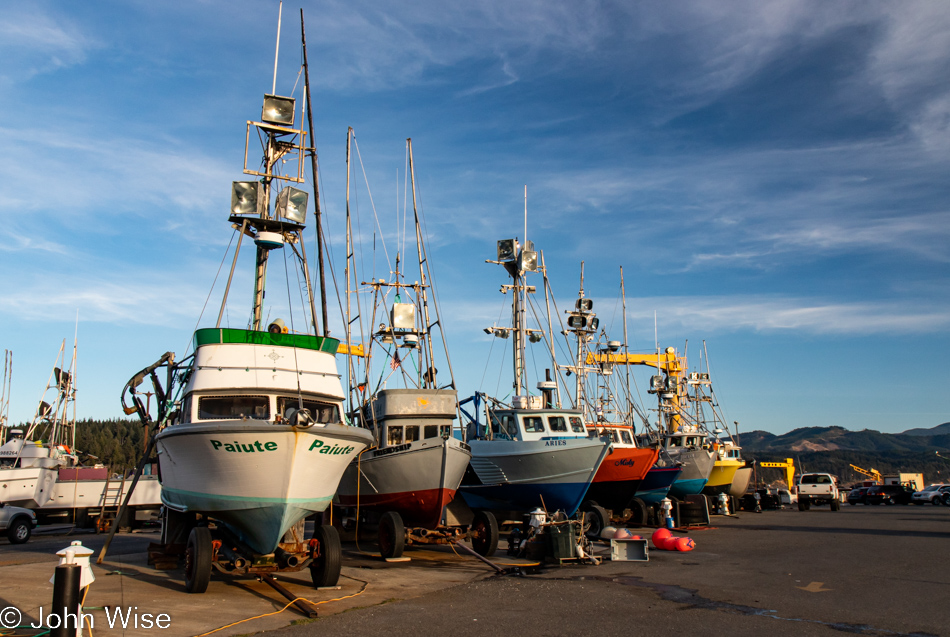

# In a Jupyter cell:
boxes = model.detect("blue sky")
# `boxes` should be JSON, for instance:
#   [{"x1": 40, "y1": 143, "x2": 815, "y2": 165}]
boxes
[{"x1": 1, "y1": 1, "x2": 948, "y2": 435}]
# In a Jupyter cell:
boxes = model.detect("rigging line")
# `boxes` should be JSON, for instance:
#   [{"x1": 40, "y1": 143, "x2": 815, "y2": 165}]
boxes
[
  {"x1": 351, "y1": 134, "x2": 392, "y2": 275},
  {"x1": 282, "y1": 239, "x2": 305, "y2": 405},
  {"x1": 478, "y1": 297, "x2": 509, "y2": 390},
  {"x1": 403, "y1": 146, "x2": 409, "y2": 270},
  {"x1": 181, "y1": 229, "x2": 238, "y2": 360}
]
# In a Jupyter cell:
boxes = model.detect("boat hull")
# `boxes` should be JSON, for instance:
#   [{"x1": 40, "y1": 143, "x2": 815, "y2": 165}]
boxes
[
  {"x1": 729, "y1": 465, "x2": 753, "y2": 497},
  {"x1": 584, "y1": 447, "x2": 659, "y2": 512},
  {"x1": 336, "y1": 437, "x2": 471, "y2": 528},
  {"x1": 459, "y1": 438, "x2": 609, "y2": 516},
  {"x1": 702, "y1": 458, "x2": 743, "y2": 496},
  {"x1": 635, "y1": 466, "x2": 682, "y2": 504},
  {"x1": 667, "y1": 448, "x2": 716, "y2": 499},
  {"x1": 156, "y1": 422, "x2": 371, "y2": 554},
  {"x1": 0, "y1": 467, "x2": 57, "y2": 508}
]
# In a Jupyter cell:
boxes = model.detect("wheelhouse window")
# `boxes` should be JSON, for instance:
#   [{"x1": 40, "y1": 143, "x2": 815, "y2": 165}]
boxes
[
  {"x1": 548, "y1": 416, "x2": 568, "y2": 432},
  {"x1": 686, "y1": 436, "x2": 701, "y2": 447},
  {"x1": 490, "y1": 413, "x2": 518, "y2": 439},
  {"x1": 523, "y1": 416, "x2": 545, "y2": 433},
  {"x1": 198, "y1": 395, "x2": 269, "y2": 420},
  {"x1": 569, "y1": 417, "x2": 585, "y2": 433},
  {"x1": 620, "y1": 430, "x2": 633, "y2": 445},
  {"x1": 669, "y1": 436, "x2": 683, "y2": 447},
  {"x1": 277, "y1": 397, "x2": 339, "y2": 424},
  {"x1": 387, "y1": 426, "x2": 404, "y2": 446},
  {"x1": 424, "y1": 425, "x2": 452, "y2": 439},
  {"x1": 405, "y1": 426, "x2": 420, "y2": 442}
]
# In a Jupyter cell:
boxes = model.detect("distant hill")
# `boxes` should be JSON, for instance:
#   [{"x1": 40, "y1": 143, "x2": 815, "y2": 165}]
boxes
[
  {"x1": 738, "y1": 425, "x2": 950, "y2": 486},
  {"x1": 740, "y1": 425, "x2": 950, "y2": 454},
  {"x1": 902, "y1": 422, "x2": 950, "y2": 437}
]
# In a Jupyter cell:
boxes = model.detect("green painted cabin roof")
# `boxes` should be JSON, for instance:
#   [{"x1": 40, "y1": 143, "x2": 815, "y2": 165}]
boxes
[{"x1": 193, "y1": 328, "x2": 339, "y2": 354}]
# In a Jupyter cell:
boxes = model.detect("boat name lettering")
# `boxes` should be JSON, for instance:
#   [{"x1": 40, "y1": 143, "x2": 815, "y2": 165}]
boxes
[
  {"x1": 615, "y1": 458, "x2": 635, "y2": 467},
  {"x1": 544, "y1": 439, "x2": 566, "y2": 447},
  {"x1": 373, "y1": 443, "x2": 411, "y2": 458},
  {"x1": 308, "y1": 439, "x2": 356, "y2": 455},
  {"x1": 210, "y1": 439, "x2": 278, "y2": 453}
]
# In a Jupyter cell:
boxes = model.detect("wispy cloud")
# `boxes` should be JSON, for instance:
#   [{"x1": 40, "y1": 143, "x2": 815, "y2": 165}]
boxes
[
  {"x1": 0, "y1": 6, "x2": 97, "y2": 83},
  {"x1": 620, "y1": 295, "x2": 950, "y2": 336}
]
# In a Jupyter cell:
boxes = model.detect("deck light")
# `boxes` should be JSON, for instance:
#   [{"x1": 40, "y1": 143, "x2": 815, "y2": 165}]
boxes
[
  {"x1": 276, "y1": 187, "x2": 308, "y2": 223},
  {"x1": 261, "y1": 94, "x2": 295, "y2": 127},
  {"x1": 232, "y1": 182, "x2": 264, "y2": 216}
]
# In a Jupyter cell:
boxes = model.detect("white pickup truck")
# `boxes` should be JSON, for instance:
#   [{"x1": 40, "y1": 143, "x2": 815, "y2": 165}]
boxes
[{"x1": 797, "y1": 473, "x2": 841, "y2": 511}]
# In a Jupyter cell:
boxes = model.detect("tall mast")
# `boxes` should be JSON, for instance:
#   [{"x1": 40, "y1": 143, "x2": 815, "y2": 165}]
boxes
[
  {"x1": 407, "y1": 139, "x2": 438, "y2": 388},
  {"x1": 621, "y1": 267, "x2": 631, "y2": 426},
  {"x1": 300, "y1": 9, "x2": 329, "y2": 335},
  {"x1": 344, "y1": 127, "x2": 356, "y2": 404}
]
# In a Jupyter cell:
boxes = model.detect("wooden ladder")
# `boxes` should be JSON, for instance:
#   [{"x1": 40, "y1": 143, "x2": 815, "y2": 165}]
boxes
[{"x1": 96, "y1": 476, "x2": 126, "y2": 533}]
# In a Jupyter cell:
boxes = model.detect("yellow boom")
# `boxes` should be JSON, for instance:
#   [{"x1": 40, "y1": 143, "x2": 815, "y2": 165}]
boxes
[{"x1": 759, "y1": 458, "x2": 796, "y2": 490}]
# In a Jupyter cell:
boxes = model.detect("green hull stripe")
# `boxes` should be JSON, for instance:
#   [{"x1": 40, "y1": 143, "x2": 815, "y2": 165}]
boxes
[{"x1": 161, "y1": 484, "x2": 331, "y2": 506}]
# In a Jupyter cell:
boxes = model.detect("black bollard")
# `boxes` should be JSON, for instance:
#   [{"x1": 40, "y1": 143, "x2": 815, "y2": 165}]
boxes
[{"x1": 50, "y1": 563, "x2": 81, "y2": 637}]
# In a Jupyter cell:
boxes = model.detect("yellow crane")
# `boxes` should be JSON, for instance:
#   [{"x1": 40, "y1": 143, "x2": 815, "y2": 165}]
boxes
[
  {"x1": 759, "y1": 458, "x2": 796, "y2": 489},
  {"x1": 586, "y1": 347, "x2": 689, "y2": 431},
  {"x1": 849, "y1": 464, "x2": 882, "y2": 484}
]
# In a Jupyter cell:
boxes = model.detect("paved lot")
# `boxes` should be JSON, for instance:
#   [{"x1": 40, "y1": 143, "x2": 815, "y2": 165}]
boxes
[{"x1": 1, "y1": 504, "x2": 947, "y2": 637}]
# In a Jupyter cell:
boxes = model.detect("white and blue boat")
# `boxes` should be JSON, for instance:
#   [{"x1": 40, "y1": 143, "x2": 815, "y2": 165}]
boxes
[{"x1": 458, "y1": 237, "x2": 609, "y2": 517}]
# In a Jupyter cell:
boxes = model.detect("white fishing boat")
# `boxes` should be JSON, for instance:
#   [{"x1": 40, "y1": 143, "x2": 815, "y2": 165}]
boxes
[
  {"x1": 0, "y1": 343, "x2": 162, "y2": 525},
  {"x1": 120, "y1": 11, "x2": 372, "y2": 594}
]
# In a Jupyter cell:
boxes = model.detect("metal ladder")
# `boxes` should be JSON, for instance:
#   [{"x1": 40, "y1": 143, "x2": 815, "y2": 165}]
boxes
[{"x1": 96, "y1": 476, "x2": 126, "y2": 533}]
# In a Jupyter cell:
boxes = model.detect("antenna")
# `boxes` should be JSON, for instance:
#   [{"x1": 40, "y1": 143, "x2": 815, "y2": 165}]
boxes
[
  {"x1": 272, "y1": 1, "x2": 283, "y2": 95},
  {"x1": 523, "y1": 185, "x2": 527, "y2": 246}
]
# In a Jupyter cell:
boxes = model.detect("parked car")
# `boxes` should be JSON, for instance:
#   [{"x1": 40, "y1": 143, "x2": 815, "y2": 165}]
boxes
[
  {"x1": 0, "y1": 503, "x2": 37, "y2": 544},
  {"x1": 866, "y1": 484, "x2": 914, "y2": 505},
  {"x1": 847, "y1": 486, "x2": 870, "y2": 505},
  {"x1": 911, "y1": 484, "x2": 950, "y2": 505}
]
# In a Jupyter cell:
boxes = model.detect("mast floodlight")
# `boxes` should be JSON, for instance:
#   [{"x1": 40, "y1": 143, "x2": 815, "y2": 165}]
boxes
[
  {"x1": 497, "y1": 239, "x2": 517, "y2": 262},
  {"x1": 231, "y1": 182, "x2": 264, "y2": 216},
  {"x1": 528, "y1": 332, "x2": 543, "y2": 343},
  {"x1": 391, "y1": 303, "x2": 415, "y2": 330},
  {"x1": 276, "y1": 187, "x2": 309, "y2": 223},
  {"x1": 576, "y1": 298, "x2": 593, "y2": 311},
  {"x1": 261, "y1": 94, "x2": 295, "y2": 127},
  {"x1": 567, "y1": 315, "x2": 587, "y2": 329},
  {"x1": 520, "y1": 250, "x2": 538, "y2": 272},
  {"x1": 590, "y1": 317, "x2": 599, "y2": 331}
]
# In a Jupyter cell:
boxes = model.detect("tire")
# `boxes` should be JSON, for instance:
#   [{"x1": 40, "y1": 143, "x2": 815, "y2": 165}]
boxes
[
  {"x1": 470, "y1": 510, "x2": 499, "y2": 557},
  {"x1": 184, "y1": 527, "x2": 212, "y2": 594},
  {"x1": 803, "y1": 499, "x2": 811, "y2": 511},
  {"x1": 7, "y1": 518, "x2": 31, "y2": 544},
  {"x1": 377, "y1": 511, "x2": 405, "y2": 559},
  {"x1": 798, "y1": 500, "x2": 806, "y2": 511},
  {"x1": 310, "y1": 525, "x2": 342, "y2": 587},
  {"x1": 627, "y1": 498, "x2": 648, "y2": 527},
  {"x1": 830, "y1": 499, "x2": 840, "y2": 511},
  {"x1": 887, "y1": 497, "x2": 895, "y2": 505},
  {"x1": 584, "y1": 504, "x2": 610, "y2": 539},
  {"x1": 932, "y1": 498, "x2": 941, "y2": 506}
]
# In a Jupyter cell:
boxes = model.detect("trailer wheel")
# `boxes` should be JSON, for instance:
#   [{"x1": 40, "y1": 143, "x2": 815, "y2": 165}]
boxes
[
  {"x1": 470, "y1": 510, "x2": 498, "y2": 557},
  {"x1": 310, "y1": 525, "x2": 342, "y2": 587},
  {"x1": 184, "y1": 527, "x2": 212, "y2": 594},
  {"x1": 583, "y1": 504, "x2": 610, "y2": 539},
  {"x1": 377, "y1": 511, "x2": 405, "y2": 559},
  {"x1": 627, "y1": 498, "x2": 648, "y2": 527}
]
